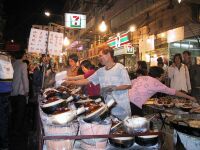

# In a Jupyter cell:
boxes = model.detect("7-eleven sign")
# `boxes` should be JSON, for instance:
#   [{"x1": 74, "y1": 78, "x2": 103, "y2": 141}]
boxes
[
  {"x1": 65, "y1": 13, "x2": 86, "y2": 29},
  {"x1": 107, "y1": 32, "x2": 129, "y2": 48},
  {"x1": 71, "y1": 15, "x2": 81, "y2": 28}
]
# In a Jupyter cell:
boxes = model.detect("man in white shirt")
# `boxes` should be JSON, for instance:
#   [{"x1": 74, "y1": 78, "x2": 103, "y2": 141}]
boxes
[
  {"x1": 10, "y1": 51, "x2": 29, "y2": 136},
  {"x1": 168, "y1": 53, "x2": 191, "y2": 93},
  {"x1": 64, "y1": 47, "x2": 132, "y2": 117}
]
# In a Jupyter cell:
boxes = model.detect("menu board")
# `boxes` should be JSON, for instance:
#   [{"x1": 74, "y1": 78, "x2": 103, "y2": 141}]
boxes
[
  {"x1": 48, "y1": 31, "x2": 64, "y2": 56},
  {"x1": 28, "y1": 28, "x2": 48, "y2": 54},
  {"x1": 28, "y1": 28, "x2": 64, "y2": 55}
]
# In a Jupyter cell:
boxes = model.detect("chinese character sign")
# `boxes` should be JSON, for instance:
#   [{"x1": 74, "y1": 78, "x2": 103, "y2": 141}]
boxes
[
  {"x1": 48, "y1": 31, "x2": 63, "y2": 56},
  {"x1": 28, "y1": 28, "x2": 48, "y2": 54},
  {"x1": 65, "y1": 13, "x2": 86, "y2": 29}
]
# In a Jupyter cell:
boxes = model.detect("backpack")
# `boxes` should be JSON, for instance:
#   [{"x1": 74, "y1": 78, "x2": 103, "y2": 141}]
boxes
[{"x1": 0, "y1": 54, "x2": 13, "y2": 93}]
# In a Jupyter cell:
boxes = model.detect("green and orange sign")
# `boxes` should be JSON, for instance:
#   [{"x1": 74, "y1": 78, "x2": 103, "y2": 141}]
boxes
[{"x1": 107, "y1": 32, "x2": 129, "y2": 48}]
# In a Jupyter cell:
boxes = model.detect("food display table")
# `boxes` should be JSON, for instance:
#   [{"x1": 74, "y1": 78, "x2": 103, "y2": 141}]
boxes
[
  {"x1": 38, "y1": 86, "x2": 196, "y2": 150},
  {"x1": 143, "y1": 100, "x2": 200, "y2": 150},
  {"x1": 37, "y1": 92, "x2": 163, "y2": 150}
]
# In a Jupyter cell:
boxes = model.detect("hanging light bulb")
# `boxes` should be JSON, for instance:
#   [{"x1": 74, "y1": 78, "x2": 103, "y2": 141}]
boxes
[
  {"x1": 178, "y1": 0, "x2": 182, "y2": 3},
  {"x1": 129, "y1": 25, "x2": 136, "y2": 32},
  {"x1": 63, "y1": 37, "x2": 70, "y2": 46},
  {"x1": 160, "y1": 32, "x2": 166, "y2": 38},
  {"x1": 44, "y1": 11, "x2": 51, "y2": 17},
  {"x1": 99, "y1": 16, "x2": 107, "y2": 32}
]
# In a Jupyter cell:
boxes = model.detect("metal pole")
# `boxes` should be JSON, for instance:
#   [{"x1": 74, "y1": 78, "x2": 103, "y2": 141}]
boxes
[{"x1": 41, "y1": 24, "x2": 51, "y2": 89}]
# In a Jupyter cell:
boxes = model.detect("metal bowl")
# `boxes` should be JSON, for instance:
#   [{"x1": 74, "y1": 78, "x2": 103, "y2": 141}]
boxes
[
  {"x1": 123, "y1": 117, "x2": 150, "y2": 134},
  {"x1": 109, "y1": 136, "x2": 134, "y2": 148},
  {"x1": 135, "y1": 134, "x2": 158, "y2": 146},
  {"x1": 109, "y1": 126, "x2": 134, "y2": 148}
]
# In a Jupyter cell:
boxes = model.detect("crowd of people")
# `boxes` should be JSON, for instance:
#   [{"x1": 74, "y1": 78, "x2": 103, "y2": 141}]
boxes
[
  {"x1": 0, "y1": 47, "x2": 199, "y2": 149},
  {"x1": 62, "y1": 48, "x2": 197, "y2": 118}
]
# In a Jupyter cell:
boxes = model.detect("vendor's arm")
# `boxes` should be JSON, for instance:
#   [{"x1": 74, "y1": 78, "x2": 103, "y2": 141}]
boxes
[
  {"x1": 67, "y1": 78, "x2": 90, "y2": 86},
  {"x1": 175, "y1": 91, "x2": 196, "y2": 101},
  {"x1": 67, "y1": 75, "x2": 84, "y2": 81},
  {"x1": 110, "y1": 84, "x2": 131, "y2": 91},
  {"x1": 153, "y1": 78, "x2": 196, "y2": 101}
]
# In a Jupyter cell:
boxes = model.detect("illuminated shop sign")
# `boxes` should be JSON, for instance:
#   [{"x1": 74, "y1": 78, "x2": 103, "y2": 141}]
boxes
[
  {"x1": 107, "y1": 32, "x2": 129, "y2": 48},
  {"x1": 65, "y1": 13, "x2": 86, "y2": 29},
  {"x1": 107, "y1": 32, "x2": 134, "y2": 55}
]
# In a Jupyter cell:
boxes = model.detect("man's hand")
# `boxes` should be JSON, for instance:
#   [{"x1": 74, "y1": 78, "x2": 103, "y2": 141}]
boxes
[
  {"x1": 61, "y1": 80, "x2": 74, "y2": 86},
  {"x1": 106, "y1": 86, "x2": 117, "y2": 93},
  {"x1": 190, "y1": 96, "x2": 197, "y2": 102},
  {"x1": 101, "y1": 86, "x2": 117, "y2": 95}
]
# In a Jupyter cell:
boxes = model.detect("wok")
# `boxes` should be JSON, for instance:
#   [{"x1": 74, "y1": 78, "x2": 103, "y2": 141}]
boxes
[
  {"x1": 83, "y1": 98, "x2": 116, "y2": 122},
  {"x1": 41, "y1": 95, "x2": 74, "y2": 114},
  {"x1": 46, "y1": 92, "x2": 71, "y2": 99},
  {"x1": 169, "y1": 114, "x2": 200, "y2": 137},
  {"x1": 51, "y1": 107, "x2": 86, "y2": 125},
  {"x1": 41, "y1": 87, "x2": 82, "y2": 114},
  {"x1": 83, "y1": 104, "x2": 108, "y2": 122},
  {"x1": 43, "y1": 88, "x2": 59, "y2": 98}
]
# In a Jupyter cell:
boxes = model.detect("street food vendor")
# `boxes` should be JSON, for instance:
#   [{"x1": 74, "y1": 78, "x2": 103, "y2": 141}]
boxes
[
  {"x1": 66, "y1": 54, "x2": 79, "y2": 76},
  {"x1": 129, "y1": 66, "x2": 196, "y2": 116},
  {"x1": 43, "y1": 61, "x2": 57, "y2": 89},
  {"x1": 63, "y1": 47, "x2": 132, "y2": 116},
  {"x1": 63, "y1": 59, "x2": 100, "y2": 98}
]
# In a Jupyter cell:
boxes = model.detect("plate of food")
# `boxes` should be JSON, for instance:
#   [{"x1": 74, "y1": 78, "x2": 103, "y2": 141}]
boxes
[
  {"x1": 154, "y1": 98, "x2": 174, "y2": 108},
  {"x1": 43, "y1": 88, "x2": 59, "y2": 98},
  {"x1": 190, "y1": 107, "x2": 200, "y2": 114},
  {"x1": 153, "y1": 99, "x2": 164, "y2": 107},
  {"x1": 179, "y1": 103, "x2": 193, "y2": 112},
  {"x1": 188, "y1": 120, "x2": 200, "y2": 128}
]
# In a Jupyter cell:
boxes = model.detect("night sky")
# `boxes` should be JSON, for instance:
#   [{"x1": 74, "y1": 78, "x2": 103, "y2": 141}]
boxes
[{"x1": 3, "y1": 0, "x2": 66, "y2": 46}]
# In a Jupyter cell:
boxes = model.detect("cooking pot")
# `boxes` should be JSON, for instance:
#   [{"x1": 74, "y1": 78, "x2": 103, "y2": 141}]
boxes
[
  {"x1": 135, "y1": 129, "x2": 159, "y2": 146},
  {"x1": 109, "y1": 126, "x2": 134, "y2": 148},
  {"x1": 123, "y1": 116, "x2": 150, "y2": 134},
  {"x1": 169, "y1": 114, "x2": 200, "y2": 137},
  {"x1": 51, "y1": 107, "x2": 86, "y2": 125},
  {"x1": 109, "y1": 136, "x2": 134, "y2": 148}
]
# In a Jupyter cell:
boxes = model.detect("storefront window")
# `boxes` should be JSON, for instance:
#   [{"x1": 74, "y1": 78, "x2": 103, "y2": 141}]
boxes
[{"x1": 169, "y1": 37, "x2": 200, "y2": 64}]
